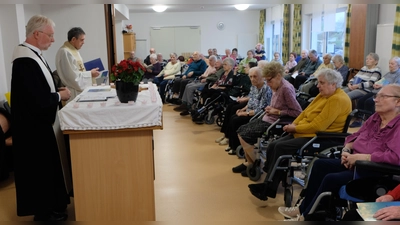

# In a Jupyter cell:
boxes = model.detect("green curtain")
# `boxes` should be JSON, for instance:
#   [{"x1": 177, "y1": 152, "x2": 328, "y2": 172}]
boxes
[
  {"x1": 282, "y1": 4, "x2": 290, "y2": 64},
  {"x1": 259, "y1": 9, "x2": 266, "y2": 44},
  {"x1": 392, "y1": 4, "x2": 400, "y2": 57},
  {"x1": 292, "y1": 4, "x2": 302, "y2": 57},
  {"x1": 344, "y1": 4, "x2": 351, "y2": 65}
]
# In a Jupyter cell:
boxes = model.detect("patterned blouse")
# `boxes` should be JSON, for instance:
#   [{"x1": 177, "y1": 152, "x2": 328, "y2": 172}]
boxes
[{"x1": 246, "y1": 82, "x2": 272, "y2": 115}]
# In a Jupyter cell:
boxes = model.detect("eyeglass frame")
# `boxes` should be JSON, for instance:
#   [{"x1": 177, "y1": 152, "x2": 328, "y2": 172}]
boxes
[
  {"x1": 373, "y1": 93, "x2": 400, "y2": 100},
  {"x1": 37, "y1": 30, "x2": 54, "y2": 38},
  {"x1": 265, "y1": 76, "x2": 275, "y2": 82}
]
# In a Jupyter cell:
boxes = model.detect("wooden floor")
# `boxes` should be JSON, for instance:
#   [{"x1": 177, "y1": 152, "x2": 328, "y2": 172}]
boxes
[{"x1": 0, "y1": 104, "x2": 358, "y2": 221}]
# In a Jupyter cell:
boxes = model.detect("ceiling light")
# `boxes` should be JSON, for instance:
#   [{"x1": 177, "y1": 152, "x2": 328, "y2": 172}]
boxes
[
  {"x1": 234, "y1": 4, "x2": 249, "y2": 11},
  {"x1": 152, "y1": 5, "x2": 167, "y2": 12}
]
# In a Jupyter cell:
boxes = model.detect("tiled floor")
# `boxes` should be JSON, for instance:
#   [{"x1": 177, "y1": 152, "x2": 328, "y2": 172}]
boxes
[{"x1": 1, "y1": 104, "x2": 357, "y2": 221}]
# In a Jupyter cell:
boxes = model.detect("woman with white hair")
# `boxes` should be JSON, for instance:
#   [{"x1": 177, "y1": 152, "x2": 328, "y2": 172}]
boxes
[
  {"x1": 142, "y1": 53, "x2": 161, "y2": 82},
  {"x1": 248, "y1": 68, "x2": 352, "y2": 202}
]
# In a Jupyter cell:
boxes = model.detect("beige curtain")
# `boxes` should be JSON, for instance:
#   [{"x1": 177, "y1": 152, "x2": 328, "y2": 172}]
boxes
[
  {"x1": 344, "y1": 4, "x2": 351, "y2": 65},
  {"x1": 259, "y1": 9, "x2": 266, "y2": 44},
  {"x1": 392, "y1": 4, "x2": 400, "y2": 57},
  {"x1": 282, "y1": 4, "x2": 290, "y2": 64},
  {"x1": 292, "y1": 4, "x2": 302, "y2": 56}
]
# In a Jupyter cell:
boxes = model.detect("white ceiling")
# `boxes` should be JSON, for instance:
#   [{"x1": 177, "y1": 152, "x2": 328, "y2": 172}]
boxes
[{"x1": 126, "y1": 4, "x2": 277, "y2": 13}]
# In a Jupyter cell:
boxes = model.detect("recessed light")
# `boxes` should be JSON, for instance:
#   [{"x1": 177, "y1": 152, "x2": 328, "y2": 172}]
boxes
[
  {"x1": 234, "y1": 4, "x2": 249, "y2": 11},
  {"x1": 152, "y1": 5, "x2": 167, "y2": 12}
]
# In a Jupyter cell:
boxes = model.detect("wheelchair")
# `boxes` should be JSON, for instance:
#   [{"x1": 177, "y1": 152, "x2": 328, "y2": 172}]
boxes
[
  {"x1": 191, "y1": 90, "x2": 231, "y2": 125},
  {"x1": 258, "y1": 109, "x2": 359, "y2": 208},
  {"x1": 245, "y1": 116, "x2": 297, "y2": 181}
]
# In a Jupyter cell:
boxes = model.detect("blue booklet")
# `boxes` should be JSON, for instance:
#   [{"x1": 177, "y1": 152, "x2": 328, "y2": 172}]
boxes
[
  {"x1": 84, "y1": 58, "x2": 104, "y2": 71},
  {"x1": 356, "y1": 201, "x2": 400, "y2": 221}
]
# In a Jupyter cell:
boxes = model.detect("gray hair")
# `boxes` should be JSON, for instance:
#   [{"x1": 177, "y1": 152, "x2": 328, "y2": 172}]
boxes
[
  {"x1": 170, "y1": 52, "x2": 177, "y2": 58},
  {"x1": 367, "y1": 52, "x2": 379, "y2": 64},
  {"x1": 247, "y1": 49, "x2": 255, "y2": 55},
  {"x1": 390, "y1": 56, "x2": 400, "y2": 67},
  {"x1": 257, "y1": 60, "x2": 269, "y2": 69},
  {"x1": 26, "y1": 15, "x2": 55, "y2": 37},
  {"x1": 209, "y1": 55, "x2": 217, "y2": 61},
  {"x1": 309, "y1": 49, "x2": 318, "y2": 57},
  {"x1": 150, "y1": 53, "x2": 157, "y2": 60},
  {"x1": 323, "y1": 53, "x2": 332, "y2": 60},
  {"x1": 316, "y1": 68, "x2": 343, "y2": 88},
  {"x1": 249, "y1": 67, "x2": 262, "y2": 77},
  {"x1": 332, "y1": 54, "x2": 344, "y2": 64},
  {"x1": 223, "y1": 57, "x2": 235, "y2": 68}
]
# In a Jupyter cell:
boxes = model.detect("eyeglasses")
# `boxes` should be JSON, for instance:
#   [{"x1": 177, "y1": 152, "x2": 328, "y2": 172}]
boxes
[
  {"x1": 38, "y1": 31, "x2": 54, "y2": 38},
  {"x1": 265, "y1": 77, "x2": 274, "y2": 82},
  {"x1": 373, "y1": 94, "x2": 400, "y2": 100}
]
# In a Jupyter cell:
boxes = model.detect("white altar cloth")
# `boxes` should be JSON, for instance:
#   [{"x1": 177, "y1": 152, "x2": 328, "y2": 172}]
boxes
[{"x1": 58, "y1": 83, "x2": 162, "y2": 130}]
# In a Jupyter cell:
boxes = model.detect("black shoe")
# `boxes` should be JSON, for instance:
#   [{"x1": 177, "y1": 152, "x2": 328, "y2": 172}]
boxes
[
  {"x1": 248, "y1": 183, "x2": 268, "y2": 201},
  {"x1": 232, "y1": 164, "x2": 247, "y2": 173},
  {"x1": 34, "y1": 211, "x2": 68, "y2": 221},
  {"x1": 241, "y1": 170, "x2": 248, "y2": 177},
  {"x1": 174, "y1": 104, "x2": 187, "y2": 112},
  {"x1": 180, "y1": 110, "x2": 190, "y2": 116}
]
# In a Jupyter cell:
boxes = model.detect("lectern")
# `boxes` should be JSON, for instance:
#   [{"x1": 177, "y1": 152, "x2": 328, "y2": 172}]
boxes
[{"x1": 58, "y1": 84, "x2": 162, "y2": 221}]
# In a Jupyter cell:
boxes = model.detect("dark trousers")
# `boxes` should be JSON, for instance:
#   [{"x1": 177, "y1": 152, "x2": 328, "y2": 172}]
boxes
[
  {"x1": 264, "y1": 135, "x2": 311, "y2": 196},
  {"x1": 356, "y1": 92, "x2": 375, "y2": 113},
  {"x1": 153, "y1": 76, "x2": 169, "y2": 103},
  {"x1": 227, "y1": 114, "x2": 252, "y2": 150},
  {"x1": 299, "y1": 158, "x2": 353, "y2": 217},
  {"x1": 172, "y1": 78, "x2": 193, "y2": 98},
  {"x1": 220, "y1": 101, "x2": 247, "y2": 135},
  {"x1": 294, "y1": 75, "x2": 309, "y2": 90}
]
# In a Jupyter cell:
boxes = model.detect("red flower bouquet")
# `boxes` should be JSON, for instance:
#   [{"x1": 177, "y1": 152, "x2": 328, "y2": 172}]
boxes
[{"x1": 110, "y1": 59, "x2": 146, "y2": 85}]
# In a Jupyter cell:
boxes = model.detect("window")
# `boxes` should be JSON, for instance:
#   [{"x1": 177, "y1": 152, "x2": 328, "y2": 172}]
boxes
[
  {"x1": 271, "y1": 20, "x2": 283, "y2": 60},
  {"x1": 310, "y1": 7, "x2": 347, "y2": 57}
]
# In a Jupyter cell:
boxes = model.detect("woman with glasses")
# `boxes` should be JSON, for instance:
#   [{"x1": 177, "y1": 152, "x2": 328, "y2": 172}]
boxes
[
  {"x1": 350, "y1": 56, "x2": 400, "y2": 127},
  {"x1": 278, "y1": 84, "x2": 400, "y2": 221},
  {"x1": 232, "y1": 62, "x2": 302, "y2": 176}
]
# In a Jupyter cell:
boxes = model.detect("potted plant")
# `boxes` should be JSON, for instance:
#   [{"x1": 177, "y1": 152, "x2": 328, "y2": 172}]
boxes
[{"x1": 110, "y1": 59, "x2": 146, "y2": 103}]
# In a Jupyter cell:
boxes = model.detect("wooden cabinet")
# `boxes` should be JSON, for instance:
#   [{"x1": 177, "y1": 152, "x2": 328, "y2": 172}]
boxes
[{"x1": 123, "y1": 33, "x2": 136, "y2": 60}]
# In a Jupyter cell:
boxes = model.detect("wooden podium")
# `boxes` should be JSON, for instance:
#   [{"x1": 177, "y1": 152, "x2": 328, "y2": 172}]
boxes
[{"x1": 59, "y1": 85, "x2": 162, "y2": 221}]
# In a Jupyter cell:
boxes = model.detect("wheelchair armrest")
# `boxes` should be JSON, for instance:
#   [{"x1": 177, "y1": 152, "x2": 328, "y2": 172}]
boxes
[
  {"x1": 315, "y1": 132, "x2": 350, "y2": 138},
  {"x1": 355, "y1": 160, "x2": 400, "y2": 175},
  {"x1": 278, "y1": 115, "x2": 296, "y2": 123}
]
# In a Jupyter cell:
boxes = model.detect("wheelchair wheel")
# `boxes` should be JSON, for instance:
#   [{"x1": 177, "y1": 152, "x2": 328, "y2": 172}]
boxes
[
  {"x1": 284, "y1": 188, "x2": 292, "y2": 207},
  {"x1": 205, "y1": 115, "x2": 215, "y2": 124},
  {"x1": 247, "y1": 161, "x2": 262, "y2": 181},
  {"x1": 236, "y1": 145, "x2": 245, "y2": 159}
]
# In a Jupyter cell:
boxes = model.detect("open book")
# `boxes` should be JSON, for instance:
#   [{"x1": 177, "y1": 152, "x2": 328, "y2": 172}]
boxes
[{"x1": 356, "y1": 201, "x2": 400, "y2": 221}]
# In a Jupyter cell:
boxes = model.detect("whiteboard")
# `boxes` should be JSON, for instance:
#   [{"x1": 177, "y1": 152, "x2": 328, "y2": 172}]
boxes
[{"x1": 375, "y1": 24, "x2": 394, "y2": 75}]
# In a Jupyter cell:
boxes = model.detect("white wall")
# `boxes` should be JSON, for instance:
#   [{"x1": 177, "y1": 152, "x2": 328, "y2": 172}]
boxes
[
  {"x1": 378, "y1": 4, "x2": 397, "y2": 24},
  {"x1": 127, "y1": 10, "x2": 260, "y2": 59},
  {"x1": 41, "y1": 4, "x2": 108, "y2": 72}
]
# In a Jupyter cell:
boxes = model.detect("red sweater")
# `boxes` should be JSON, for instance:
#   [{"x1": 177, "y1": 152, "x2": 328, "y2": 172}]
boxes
[{"x1": 388, "y1": 184, "x2": 400, "y2": 200}]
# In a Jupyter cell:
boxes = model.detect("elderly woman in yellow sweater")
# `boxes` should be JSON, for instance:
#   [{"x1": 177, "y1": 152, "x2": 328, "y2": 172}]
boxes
[{"x1": 248, "y1": 68, "x2": 352, "y2": 201}]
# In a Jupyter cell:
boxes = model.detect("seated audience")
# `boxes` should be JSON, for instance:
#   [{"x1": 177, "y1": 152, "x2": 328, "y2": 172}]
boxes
[
  {"x1": 222, "y1": 49, "x2": 232, "y2": 60},
  {"x1": 217, "y1": 62, "x2": 259, "y2": 146},
  {"x1": 257, "y1": 60, "x2": 269, "y2": 69},
  {"x1": 173, "y1": 56, "x2": 220, "y2": 115},
  {"x1": 254, "y1": 43, "x2": 266, "y2": 61},
  {"x1": 350, "y1": 56, "x2": 400, "y2": 127},
  {"x1": 343, "y1": 52, "x2": 381, "y2": 101},
  {"x1": 213, "y1": 48, "x2": 220, "y2": 59},
  {"x1": 277, "y1": 84, "x2": 400, "y2": 221},
  {"x1": 284, "y1": 52, "x2": 297, "y2": 73},
  {"x1": 153, "y1": 53, "x2": 182, "y2": 103},
  {"x1": 127, "y1": 51, "x2": 138, "y2": 62},
  {"x1": 292, "y1": 50, "x2": 322, "y2": 89},
  {"x1": 218, "y1": 67, "x2": 272, "y2": 152},
  {"x1": 232, "y1": 62, "x2": 302, "y2": 175},
  {"x1": 272, "y1": 52, "x2": 283, "y2": 65},
  {"x1": 157, "y1": 53, "x2": 168, "y2": 70},
  {"x1": 144, "y1": 47, "x2": 155, "y2": 65},
  {"x1": 238, "y1": 50, "x2": 257, "y2": 74},
  {"x1": 206, "y1": 48, "x2": 213, "y2": 59},
  {"x1": 169, "y1": 51, "x2": 207, "y2": 104},
  {"x1": 248, "y1": 68, "x2": 352, "y2": 200},
  {"x1": 286, "y1": 49, "x2": 309, "y2": 75},
  {"x1": 142, "y1": 53, "x2": 161, "y2": 82},
  {"x1": 332, "y1": 54, "x2": 349, "y2": 86},
  {"x1": 231, "y1": 48, "x2": 240, "y2": 61}
]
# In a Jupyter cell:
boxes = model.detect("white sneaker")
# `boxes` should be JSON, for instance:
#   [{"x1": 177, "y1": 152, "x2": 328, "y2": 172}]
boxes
[
  {"x1": 215, "y1": 136, "x2": 225, "y2": 143},
  {"x1": 278, "y1": 206, "x2": 300, "y2": 218},
  {"x1": 219, "y1": 138, "x2": 229, "y2": 145},
  {"x1": 283, "y1": 214, "x2": 304, "y2": 221}
]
